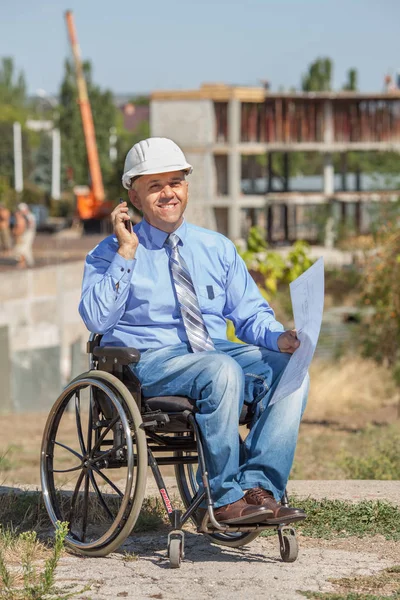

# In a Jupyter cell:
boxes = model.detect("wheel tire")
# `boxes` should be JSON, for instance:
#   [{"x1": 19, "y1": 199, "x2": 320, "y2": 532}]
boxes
[
  {"x1": 168, "y1": 537, "x2": 182, "y2": 568},
  {"x1": 174, "y1": 447, "x2": 259, "y2": 548},
  {"x1": 280, "y1": 532, "x2": 299, "y2": 563},
  {"x1": 40, "y1": 370, "x2": 147, "y2": 557}
]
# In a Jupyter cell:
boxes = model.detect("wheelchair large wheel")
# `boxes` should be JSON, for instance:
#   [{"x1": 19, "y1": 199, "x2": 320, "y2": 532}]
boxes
[
  {"x1": 174, "y1": 446, "x2": 259, "y2": 548},
  {"x1": 41, "y1": 370, "x2": 147, "y2": 557}
]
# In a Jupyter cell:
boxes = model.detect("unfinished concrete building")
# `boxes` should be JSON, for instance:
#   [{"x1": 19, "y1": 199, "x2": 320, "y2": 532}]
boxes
[{"x1": 151, "y1": 84, "x2": 400, "y2": 243}]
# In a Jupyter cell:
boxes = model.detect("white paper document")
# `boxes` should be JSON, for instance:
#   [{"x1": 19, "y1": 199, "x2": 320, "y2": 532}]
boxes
[{"x1": 269, "y1": 257, "x2": 324, "y2": 406}]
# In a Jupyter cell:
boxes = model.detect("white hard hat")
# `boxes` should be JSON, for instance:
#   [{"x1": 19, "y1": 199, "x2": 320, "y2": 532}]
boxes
[{"x1": 122, "y1": 137, "x2": 192, "y2": 189}]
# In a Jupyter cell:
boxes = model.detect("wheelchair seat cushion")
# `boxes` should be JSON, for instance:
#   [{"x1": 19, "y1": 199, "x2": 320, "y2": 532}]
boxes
[
  {"x1": 144, "y1": 395, "x2": 195, "y2": 413},
  {"x1": 143, "y1": 395, "x2": 253, "y2": 424}
]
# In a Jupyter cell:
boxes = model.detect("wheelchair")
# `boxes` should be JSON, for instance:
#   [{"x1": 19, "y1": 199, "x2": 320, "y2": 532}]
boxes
[{"x1": 40, "y1": 334, "x2": 300, "y2": 568}]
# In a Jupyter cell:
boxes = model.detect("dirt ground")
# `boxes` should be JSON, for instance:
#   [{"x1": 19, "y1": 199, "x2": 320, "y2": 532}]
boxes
[
  {"x1": 1, "y1": 409, "x2": 400, "y2": 599},
  {"x1": 51, "y1": 531, "x2": 399, "y2": 600},
  {"x1": 1, "y1": 266, "x2": 400, "y2": 598}
]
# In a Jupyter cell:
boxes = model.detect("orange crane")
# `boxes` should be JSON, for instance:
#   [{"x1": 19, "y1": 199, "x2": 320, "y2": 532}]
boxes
[{"x1": 65, "y1": 10, "x2": 112, "y2": 224}]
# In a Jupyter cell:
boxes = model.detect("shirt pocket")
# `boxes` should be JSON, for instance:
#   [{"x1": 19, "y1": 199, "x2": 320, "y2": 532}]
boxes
[{"x1": 197, "y1": 284, "x2": 225, "y2": 313}]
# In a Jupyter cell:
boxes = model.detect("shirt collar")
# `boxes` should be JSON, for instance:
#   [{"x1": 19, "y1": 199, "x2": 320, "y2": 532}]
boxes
[{"x1": 139, "y1": 219, "x2": 187, "y2": 248}]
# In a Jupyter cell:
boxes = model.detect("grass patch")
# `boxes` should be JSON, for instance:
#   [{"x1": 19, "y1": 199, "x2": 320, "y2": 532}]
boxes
[
  {"x1": 134, "y1": 496, "x2": 168, "y2": 532},
  {"x1": 263, "y1": 497, "x2": 400, "y2": 540},
  {"x1": 0, "y1": 490, "x2": 171, "y2": 536},
  {"x1": 0, "y1": 446, "x2": 21, "y2": 474},
  {"x1": 0, "y1": 521, "x2": 91, "y2": 599},
  {"x1": 300, "y1": 565, "x2": 400, "y2": 599},
  {"x1": 306, "y1": 358, "x2": 399, "y2": 426},
  {"x1": 340, "y1": 425, "x2": 400, "y2": 480},
  {"x1": 294, "y1": 422, "x2": 400, "y2": 481},
  {"x1": 0, "y1": 492, "x2": 50, "y2": 534}
]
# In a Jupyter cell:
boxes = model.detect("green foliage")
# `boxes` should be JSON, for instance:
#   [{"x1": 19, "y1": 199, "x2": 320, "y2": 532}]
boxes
[
  {"x1": 302, "y1": 57, "x2": 333, "y2": 92},
  {"x1": 340, "y1": 425, "x2": 400, "y2": 480},
  {"x1": 240, "y1": 228, "x2": 314, "y2": 299},
  {"x1": 0, "y1": 521, "x2": 89, "y2": 599},
  {"x1": 58, "y1": 59, "x2": 117, "y2": 193},
  {"x1": 285, "y1": 497, "x2": 400, "y2": 541},
  {"x1": 358, "y1": 205, "x2": 400, "y2": 381},
  {"x1": 301, "y1": 590, "x2": 400, "y2": 599},
  {"x1": 342, "y1": 68, "x2": 358, "y2": 91},
  {"x1": 301, "y1": 566, "x2": 400, "y2": 599},
  {"x1": 0, "y1": 58, "x2": 26, "y2": 107}
]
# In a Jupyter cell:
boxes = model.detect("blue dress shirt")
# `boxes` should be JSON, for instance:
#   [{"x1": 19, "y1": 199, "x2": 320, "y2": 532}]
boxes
[{"x1": 79, "y1": 219, "x2": 285, "y2": 352}]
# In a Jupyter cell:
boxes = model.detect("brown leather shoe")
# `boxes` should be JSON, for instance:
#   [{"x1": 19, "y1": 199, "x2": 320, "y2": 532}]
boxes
[
  {"x1": 245, "y1": 488, "x2": 307, "y2": 525},
  {"x1": 213, "y1": 497, "x2": 274, "y2": 524}
]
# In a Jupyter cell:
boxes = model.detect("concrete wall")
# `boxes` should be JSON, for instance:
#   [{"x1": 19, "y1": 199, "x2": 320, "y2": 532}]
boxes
[
  {"x1": 151, "y1": 99, "x2": 217, "y2": 231},
  {"x1": 0, "y1": 262, "x2": 88, "y2": 413},
  {"x1": 151, "y1": 99, "x2": 216, "y2": 146}
]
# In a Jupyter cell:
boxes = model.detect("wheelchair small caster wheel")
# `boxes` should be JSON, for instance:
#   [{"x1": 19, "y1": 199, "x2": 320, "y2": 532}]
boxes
[
  {"x1": 278, "y1": 526, "x2": 298, "y2": 563},
  {"x1": 168, "y1": 531, "x2": 184, "y2": 568}
]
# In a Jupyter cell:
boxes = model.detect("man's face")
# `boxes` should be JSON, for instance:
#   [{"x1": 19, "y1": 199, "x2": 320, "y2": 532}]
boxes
[{"x1": 128, "y1": 171, "x2": 188, "y2": 233}]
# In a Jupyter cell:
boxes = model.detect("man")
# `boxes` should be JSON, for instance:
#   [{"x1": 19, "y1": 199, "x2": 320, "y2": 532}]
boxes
[{"x1": 79, "y1": 137, "x2": 309, "y2": 526}]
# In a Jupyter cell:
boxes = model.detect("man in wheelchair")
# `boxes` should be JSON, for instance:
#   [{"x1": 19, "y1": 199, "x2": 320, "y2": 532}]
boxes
[{"x1": 79, "y1": 137, "x2": 308, "y2": 528}]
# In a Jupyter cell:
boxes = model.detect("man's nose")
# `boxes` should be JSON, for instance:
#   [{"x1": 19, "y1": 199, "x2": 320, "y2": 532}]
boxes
[{"x1": 160, "y1": 185, "x2": 174, "y2": 199}]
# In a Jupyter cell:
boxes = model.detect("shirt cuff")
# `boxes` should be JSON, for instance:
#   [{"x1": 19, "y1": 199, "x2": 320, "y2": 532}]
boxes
[
  {"x1": 107, "y1": 252, "x2": 136, "y2": 287},
  {"x1": 266, "y1": 330, "x2": 284, "y2": 352}
]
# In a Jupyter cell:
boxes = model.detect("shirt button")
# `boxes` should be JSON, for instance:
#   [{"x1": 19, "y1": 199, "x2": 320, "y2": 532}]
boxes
[
  {"x1": 120, "y1": 267, "x2": 124, "y2": 272},
  {"x1": 127, "y1": 269, "x2": 131, "y2": 273}
]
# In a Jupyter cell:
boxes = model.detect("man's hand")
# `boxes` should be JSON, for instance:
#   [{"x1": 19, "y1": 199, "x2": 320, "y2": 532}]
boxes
[
  {"x1": 277, "y1": 329, "x2": 300, "y2": 354},
  {"x1": 111, "y1": 201, "x2": 139, "y2": 260}
]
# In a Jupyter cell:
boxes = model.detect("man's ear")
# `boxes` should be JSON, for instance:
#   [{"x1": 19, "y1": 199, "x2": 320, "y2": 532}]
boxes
[{"x1": 128, "y1": 188, "x2": 141, "y2": 211}]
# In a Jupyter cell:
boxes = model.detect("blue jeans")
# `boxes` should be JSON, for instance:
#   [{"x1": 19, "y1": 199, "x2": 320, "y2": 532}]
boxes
[{"x1": 131, "y1": 339, "x2": 309, "y2": 508}]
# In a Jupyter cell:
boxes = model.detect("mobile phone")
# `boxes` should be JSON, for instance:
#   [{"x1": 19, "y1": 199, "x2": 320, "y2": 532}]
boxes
[{"x1": 119, "y1": 198, "x2": 132, "y2": 233}]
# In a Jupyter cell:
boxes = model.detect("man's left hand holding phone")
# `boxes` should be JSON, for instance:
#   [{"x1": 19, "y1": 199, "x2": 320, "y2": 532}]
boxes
[{"x1": 111, "y1": 198, "x2": 139, "y2": 261}]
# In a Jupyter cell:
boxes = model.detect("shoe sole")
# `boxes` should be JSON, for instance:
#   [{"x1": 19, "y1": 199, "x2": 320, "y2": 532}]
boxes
[
  {"x1": 261, "y1": 513, "x2": 307, "y2": 525},
  {"x1": 216, "y1": 510, "x2": 274, "y2": 525}
]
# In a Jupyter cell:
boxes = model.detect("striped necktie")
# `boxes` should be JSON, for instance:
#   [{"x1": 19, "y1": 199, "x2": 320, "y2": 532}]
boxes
[{"x1": 165, "y1": 233, "x2": 215, "y2": 353}]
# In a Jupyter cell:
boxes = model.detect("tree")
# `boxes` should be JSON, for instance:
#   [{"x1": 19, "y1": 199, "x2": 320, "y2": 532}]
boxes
[
  {"x1": 343, "y1": 68, "x2": 358, "y2": 91},
  {"x1": 302, "y1": 58, "x2": 332, "y2": 92},
  {"x1": 0, "y1": 57, "x2": 26, "y2": 106},
  {"x1": 360, "y1": 207, "x2": 400, "y2": 383},
  {"x1": 58, "y1": 59, "x2": 117, "y2": 192}
]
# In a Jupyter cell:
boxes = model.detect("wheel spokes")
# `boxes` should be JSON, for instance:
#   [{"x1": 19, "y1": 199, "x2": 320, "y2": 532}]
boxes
[
  {"x1": 68, "y1": 469, "x2": 85, "y2": 530},
  {"x1": 86, "y1": 390, "x2": 94, "y2": 455},
  {"x1": 75, "y1": 390, "x2": 87, "y2": 456},
  {"x1": 92, "y1": 443, "x2": 125, "y2": 464},
  {"x1": 90, "y1": 464, "x2": 124, "y2": 498},
  {"x1": 54, "y1": 441, "x2": 83, "y2": 462},
  {"x1": 51, "y1": 464, "x2": 82, "y2": 474},
  {"x1": 90, "y1": 414, "x2": 120, "y2": 455},
  {"x1": 88, "y1": 471, "x2": 114, "y2": 520},
  {"x1": 81, "y1": 471, "x2": 90, "y2": 542}
]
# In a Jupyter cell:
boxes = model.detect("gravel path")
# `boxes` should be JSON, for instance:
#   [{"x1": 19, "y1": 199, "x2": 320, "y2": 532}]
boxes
[
  {"x1": 55, "y1": 532, "x2": 398, "y2": 600},
  {"x1": 3, "y1": 480, "x2": 400, "y2": 599}
]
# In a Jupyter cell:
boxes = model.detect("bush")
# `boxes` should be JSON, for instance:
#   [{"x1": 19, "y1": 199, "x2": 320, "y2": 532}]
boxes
[
  {"x1": 340, "y1": 424, "x2": 400, "y2": 480},
  {"x1": 358, "y1": 202, "x2": 400, "y2": 382},
  {"x1": 239, "y1": 227, "x2": 314, "y2": 300}
]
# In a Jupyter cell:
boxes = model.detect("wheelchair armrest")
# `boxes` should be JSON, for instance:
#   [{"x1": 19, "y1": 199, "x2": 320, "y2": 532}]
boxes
[{"x1": 93, "y1": 346, "x2": 141, "y2": 365}]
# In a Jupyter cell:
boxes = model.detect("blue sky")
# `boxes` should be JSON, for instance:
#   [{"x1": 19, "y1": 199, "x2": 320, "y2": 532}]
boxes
[{"x1": 1, "y1": 0, "x2": 399, "y2": 97}]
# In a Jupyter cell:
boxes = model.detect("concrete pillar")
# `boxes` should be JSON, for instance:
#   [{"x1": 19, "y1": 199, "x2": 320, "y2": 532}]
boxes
[
  {"x1": 267, "y1": 152, "x2": 273, "y2": 192},
  {"x1": 323, "y1": 100, "x2": 334, "y2": 197},
  {"x1": 227, "y1": 97, "x2": 241, "y2": 240},
  {"x1": 267, "y1": 205, "x2": 273, "y2": 244},
  {"x1": 323, "y1": 153, "x2": 334, "y2": 195},
  {"x1": 13, "y1": 122, "x2": 23, "y2": 193},
  {"x1": 283, "y1": 153, "x2": 290, "y2": 192},
  {"x1": 340, "y1": 152, "x2": 347, "y2": 191},
  {"x1": 323, "y1": 100, "x2": 334, "y2": 144}
]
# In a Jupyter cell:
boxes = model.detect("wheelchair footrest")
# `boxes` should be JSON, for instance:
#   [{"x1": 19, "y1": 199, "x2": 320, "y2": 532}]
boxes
[{"x1": 141, "y1": 410, "x2": 170, "y2": 429}]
